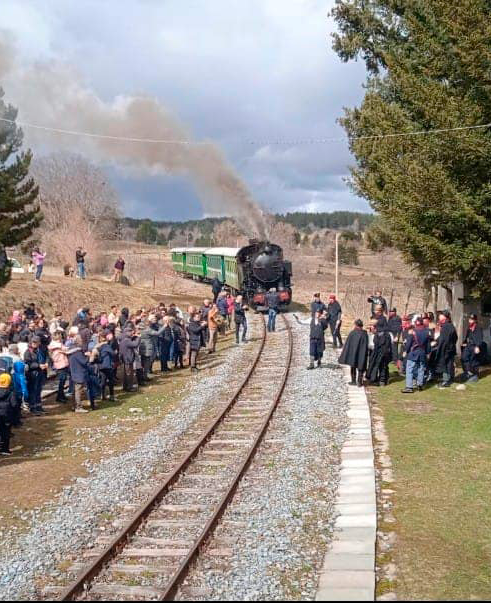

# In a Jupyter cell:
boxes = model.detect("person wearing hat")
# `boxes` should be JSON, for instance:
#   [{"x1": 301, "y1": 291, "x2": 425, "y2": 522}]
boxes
[
  {"x1": 338, "y1": 319, "x2": 369, "y2": 386},
  {"x1": 326, "y1": 294, "x2": 343, "y2": 348},
  {"x1": 387, "y1": 308, "x2": 402, "y2": 363},
  {"x1": 0, "y1": 373, "x2": 16, "y2": 455},
  {"x1": 401, "y1": 317, "x2": 431, "y2": 393},
  {"x1": 461, "y1": 313, "x2": 484, "y2": 383},
  {"x1": 293, "y1": 310, "x2": 329, "y2": 369},
  {"x1": 310, "y1": 293, "x2": 327, "y2": 318}
]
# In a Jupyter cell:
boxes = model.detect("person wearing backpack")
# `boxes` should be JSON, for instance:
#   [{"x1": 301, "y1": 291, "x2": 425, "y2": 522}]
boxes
[
  {"x1": 401, "y1": 317, "x2": 431, "y2": 393},
  {"x1": 0, "y1": 373, "x2": 16, "y2": 455},
  {"x1": 2, "y1": 344, "x2": 28, "y2": 426}
]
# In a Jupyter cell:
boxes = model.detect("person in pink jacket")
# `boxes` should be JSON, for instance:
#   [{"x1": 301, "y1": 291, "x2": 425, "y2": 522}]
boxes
[
  {"x1": 48, "y1": 331, "x2": 70, "y2": 403},
  {"x1": 226, "y1": 292, "x2": 235, "y2": 329},
  {"x1": 31, "y1": 247, "x2": 47, "y2": 282}
]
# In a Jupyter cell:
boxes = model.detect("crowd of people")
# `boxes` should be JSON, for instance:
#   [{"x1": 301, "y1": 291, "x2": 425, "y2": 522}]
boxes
[
  {"x1": 337, "y1": 290, "x2": 487, "y2": 391},
  {"x1": 295, "y1": 288, "x2": 487, "y2": 392},
  {"x1": 0, "y1": 286, "x2": 250, "y2": 456}
]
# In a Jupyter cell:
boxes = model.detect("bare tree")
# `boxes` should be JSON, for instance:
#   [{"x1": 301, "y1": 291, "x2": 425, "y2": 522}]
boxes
[
  {"x1": 267, "y1": 220, "x2": 297, "y2": 250},
  {"x1": 31, "y1": 153, "x2": 121, "y2": 271},
  {"x1": 213, "y1": 219, "x2": 247, "y2": 247}
]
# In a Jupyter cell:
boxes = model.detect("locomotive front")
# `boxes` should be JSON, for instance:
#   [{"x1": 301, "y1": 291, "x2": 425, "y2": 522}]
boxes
[{"x1": 238, "y1": 241, "x2": 292, "y2": 310}]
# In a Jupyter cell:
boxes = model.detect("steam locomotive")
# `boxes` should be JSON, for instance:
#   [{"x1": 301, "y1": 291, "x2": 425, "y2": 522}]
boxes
[{"x1": 171, "y1": 240, "x2": 292, "y2": 310}]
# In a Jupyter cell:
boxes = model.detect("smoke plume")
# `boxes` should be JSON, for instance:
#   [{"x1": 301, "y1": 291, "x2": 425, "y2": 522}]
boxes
[{"x1": 0, "y1": 31, "x2": 267, "y2": 239}]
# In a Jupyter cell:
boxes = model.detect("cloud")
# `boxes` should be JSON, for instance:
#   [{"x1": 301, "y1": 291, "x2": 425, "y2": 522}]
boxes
[{"x1": 1, "y1": 0, "x2": 369, "y2": 219}]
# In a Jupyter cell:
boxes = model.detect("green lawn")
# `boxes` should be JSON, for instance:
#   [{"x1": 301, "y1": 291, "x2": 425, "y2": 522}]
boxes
[{"x1": 373, "y1": 368, "x2": 491, "y2": 600}]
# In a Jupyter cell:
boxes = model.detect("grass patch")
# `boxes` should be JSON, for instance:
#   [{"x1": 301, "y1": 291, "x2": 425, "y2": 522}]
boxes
[{"x1": 372, "y1": 367, "x2": 491, "y2": 600}]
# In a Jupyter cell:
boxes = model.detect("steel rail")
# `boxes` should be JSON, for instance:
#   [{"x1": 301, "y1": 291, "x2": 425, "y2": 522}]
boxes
[
  {"x1": 59, "y1": 315, "x2": 267, "y2": 601},
  {"x1": 160, "y1": 313, "x2": 293, "y2": 600}
]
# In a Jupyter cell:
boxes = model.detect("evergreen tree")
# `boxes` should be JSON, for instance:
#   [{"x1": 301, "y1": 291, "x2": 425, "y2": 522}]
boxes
[
  {"x1": 0, "y1": 88, "x2": 41, "y2": 286},
  {"x1": 135, "y1": 220, "x2": 158, "y2": 244},
  {"x1": 332, "y1": 0, "x2": 491, "y2": 292}
]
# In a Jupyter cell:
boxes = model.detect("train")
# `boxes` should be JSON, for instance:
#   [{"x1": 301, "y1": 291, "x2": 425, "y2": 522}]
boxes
[{"x1": 171, "y1": 240, "x2": 292, "y2": 310}]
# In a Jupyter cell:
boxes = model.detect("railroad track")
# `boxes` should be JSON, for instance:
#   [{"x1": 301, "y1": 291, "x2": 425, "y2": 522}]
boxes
[{"x1": 58, "y1": 313, "x2": 293, "y2": 601}]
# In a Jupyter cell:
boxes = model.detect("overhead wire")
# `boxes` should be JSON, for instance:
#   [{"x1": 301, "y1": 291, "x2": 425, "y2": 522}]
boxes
[{"x1": 0, "y1": 116, "x2": 490, "y2": 146}]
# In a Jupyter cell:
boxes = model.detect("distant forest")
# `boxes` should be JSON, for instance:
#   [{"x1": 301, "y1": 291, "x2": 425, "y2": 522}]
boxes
[
  {"x1": 124, "y1": 211, "x2": 374, "y2": 234},
  {"x1": 277, "y1": 211, "x2": 374, "y2": 230}
]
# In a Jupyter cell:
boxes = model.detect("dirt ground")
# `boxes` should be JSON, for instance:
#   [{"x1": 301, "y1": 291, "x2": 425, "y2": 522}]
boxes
[{"x1": 0, "y1": 270, "x2": 208, "y2": 321}]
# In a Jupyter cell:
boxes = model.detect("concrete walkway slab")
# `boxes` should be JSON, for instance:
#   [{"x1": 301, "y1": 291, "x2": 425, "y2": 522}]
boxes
[{"x1": 315, "y1": 373, "x2": 376, "y2": 601}]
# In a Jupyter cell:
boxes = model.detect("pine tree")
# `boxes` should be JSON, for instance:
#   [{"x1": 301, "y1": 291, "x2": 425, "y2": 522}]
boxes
[
  {"x1": 331, "y1": 0, "x2": 491, "y2": 293},
  {"x1": 0, "y1": 87, "x2": 41, "y2": 286},
  {"x1": 135, "y1": 220, "x2": 158, "y2": 244}
]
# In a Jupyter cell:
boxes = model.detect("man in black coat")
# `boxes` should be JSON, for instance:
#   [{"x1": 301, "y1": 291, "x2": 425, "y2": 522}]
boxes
[
  {"x1": 387, "y1": 308, "x2": 402, "y2": 362},
  {"x1": 187, "y1": 313, "x2": 206, "y2": 371},
  {"x1": 119, "y1": 326, "x2": 141, "y2": 391},
  {"x1": 211, "y1": 277, "x2": 222, "y2": 303},
  {"x1": 461, "y1": 313, "x2": 484, "y2": 382},
  {"x1": 367, "y1": 325, "x2": 392, "y2": 386},
  {"x1": 338, "y1": 319, "x2": 369, "y2": 386},
  {"x1": 326, "y1": 294, "x2": 343, "y2": 348},
  {"x1": 435, "y1": 311, "x2": 458, "y2": 387},
  {"x1": 294, "y1": 311, "x2": 329, "y2": 369}
]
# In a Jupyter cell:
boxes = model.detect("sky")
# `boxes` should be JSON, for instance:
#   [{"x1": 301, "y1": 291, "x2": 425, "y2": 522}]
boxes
[{"x1": 1, "y1": 0, "x2": 370, "y2": 221}]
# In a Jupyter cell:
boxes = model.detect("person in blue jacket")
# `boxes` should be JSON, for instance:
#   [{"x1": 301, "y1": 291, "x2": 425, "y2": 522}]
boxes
[
  {"x1": 67, "y1": 337, "x2": 92, "y2": 413},
  {"x1": 401, "y1": 317, "x2": 431, "y2": 393},
  {"x1": 4, "y1": 344, "x2": 28, "y2": 426},
  {"x1": 94, "y1": 331, "x2": 116, "y2": 401}
]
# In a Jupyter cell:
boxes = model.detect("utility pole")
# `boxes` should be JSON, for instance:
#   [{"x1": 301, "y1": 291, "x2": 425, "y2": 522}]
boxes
[{"x1": 335, "y1": 231, "x2": 340, "y2": 299}]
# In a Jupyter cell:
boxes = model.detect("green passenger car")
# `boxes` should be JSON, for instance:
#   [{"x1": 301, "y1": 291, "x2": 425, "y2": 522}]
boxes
[
  {"x1": 204, "y1": 248, "x2": 241, "y2": 291},
  {"x1": 170, "y1": 247, "x2": 207, "y2": 279},
  {"x1": 171, "y1": 250, "x2": 185, "y2": 273},
  {"x1": 206, "y1": 254, "x2": 225, "y2": 282},
  {"x1": 171, "y1": 247, "x2": 242, "y2": 290}
]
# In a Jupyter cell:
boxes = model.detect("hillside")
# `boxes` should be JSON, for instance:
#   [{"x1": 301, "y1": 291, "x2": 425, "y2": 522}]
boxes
[
  {"x1": 2, "y1": 236, "x2": 424, "y2": 324},
  {"x1": 0, "y1": 270, "x2": 206, "y2": 321}
]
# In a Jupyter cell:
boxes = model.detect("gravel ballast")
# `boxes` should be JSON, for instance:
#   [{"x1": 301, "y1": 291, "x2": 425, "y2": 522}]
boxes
[
  {"x1": 0, "y1": 323, "x2": 258, "y2": 601},
  {"x1": 184, "y1": 316, "x2": 350, "y2": 600}
]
